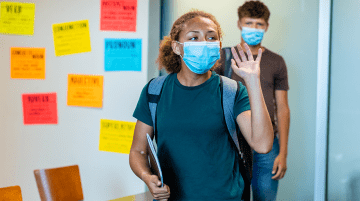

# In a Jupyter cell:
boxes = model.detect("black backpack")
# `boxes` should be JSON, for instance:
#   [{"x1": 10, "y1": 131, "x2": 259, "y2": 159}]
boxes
[{"x1": 223, "y1": 47, "x2": 235, "y2": 78}]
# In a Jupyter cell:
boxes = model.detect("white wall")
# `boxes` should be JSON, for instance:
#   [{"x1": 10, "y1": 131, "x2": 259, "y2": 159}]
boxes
[
  {"x1": 147, "y1": 0, "x2": 160, "y2": 80},
  {"x1": 163, "y1": 0, "x2": 319, "y2": 200},
  {"x1": 0, "y1": 0, "x2": 151, "y2": 200}
]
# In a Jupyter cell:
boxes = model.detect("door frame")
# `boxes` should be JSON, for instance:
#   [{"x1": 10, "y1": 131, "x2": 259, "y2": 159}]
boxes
[{"x1": 314, "y1": 0, "x2": 332, "y2": 200}]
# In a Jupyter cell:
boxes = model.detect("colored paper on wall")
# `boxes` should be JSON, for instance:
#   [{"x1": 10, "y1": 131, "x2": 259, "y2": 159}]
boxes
[
  {"x1": 99, "y1": 119, "x2": 135, "y2": 154},
  {"x1": 0, "y1": 2, "x2": 35, "y2": 35},
  {"x1": 104, "y1": 38, "x2": 141, "y2": 71},
  {"x1": 22, "y1": 93, "x2": 58, "y2": 125},
  {"x1": 11, "y1": 47, "x2": 45, "y2": 79},
  {"x1": 100, "y1": 0, "x2": 137, "y2": 32},
  {"x1": 52, "y1": 20, "x2": 91, "y2": 56},
  {"x1": 67, "y1": 74, "x2": 103, "y2": 108},
  {"x1": 109, "y1": 195, "x2": 135, "y2": 201}
]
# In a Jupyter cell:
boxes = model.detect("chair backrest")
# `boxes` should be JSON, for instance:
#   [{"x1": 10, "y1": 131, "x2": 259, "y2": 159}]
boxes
[
  {"x1": 0, "y1": 185, "x2": 22, "y2": 201},
  {"x1": 33, "y1": 165, "x2": 83, "y2": 201}
]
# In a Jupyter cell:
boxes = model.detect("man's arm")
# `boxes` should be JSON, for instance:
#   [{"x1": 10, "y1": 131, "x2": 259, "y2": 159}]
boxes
[
  {"x1": 272, "y1": 90, "x2": 290, "y2": 180},
  {"x1": 276, "y1": 90, "x2": 290, "y2": 156}
]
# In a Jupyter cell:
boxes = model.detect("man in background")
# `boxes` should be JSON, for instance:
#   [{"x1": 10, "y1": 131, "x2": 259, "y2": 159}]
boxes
[{"x1": 215, "y1": 1, "x2": 290, "y2": 200}]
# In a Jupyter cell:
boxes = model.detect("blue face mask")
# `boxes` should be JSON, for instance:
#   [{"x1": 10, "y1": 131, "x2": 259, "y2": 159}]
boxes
[
  {"x1": 241, "y1": 26, "x2": 265, "y2": 46},
  {"x1": 177, "y1": 41, "x2": 220, "y2": 74}
]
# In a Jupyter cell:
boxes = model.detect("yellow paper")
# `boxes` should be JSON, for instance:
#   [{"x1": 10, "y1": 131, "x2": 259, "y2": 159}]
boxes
[
  {"x1": 99, "y1": 119, "x2": 136, "y2": 154},
  {"x1": 52, "y1": 20, "x2": 91, "y2": 56},
  {"x1": 67, "y1": 74, "x2": 103, "y2": 108},
  {"x1": 109, "y1": 195, "x2": 135, "y2": 201},
  {"x1": 0, "y1": 2, "x2": 35, "y2": 35},
  {"x1": 11, "y1": 47, "x2": 45, "y2": 79}
]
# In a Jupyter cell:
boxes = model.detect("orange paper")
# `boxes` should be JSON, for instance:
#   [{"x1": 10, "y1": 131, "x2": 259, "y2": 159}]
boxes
[
  {"x1": 11, "y1": 47, "x2": 45, "y2": 79},
  {"x1": 22, "y1": 93, "x2": 58, "y2": 125},
  {"x1": 100, "y1": 0, "x2": 137, "y2": 32},
  {"x1": 67, "y1": 74, "x2": 104, "y2": 108}
]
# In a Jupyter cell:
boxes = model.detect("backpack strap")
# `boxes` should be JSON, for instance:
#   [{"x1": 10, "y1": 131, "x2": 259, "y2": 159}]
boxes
[
  {"x1": 223, "y1": 47, "x2": 234, "y2": 78},
  {"x1": 220, "y1": 75, "x2": 251, "y2": 201},
  {"x1": 147, "y1": 74, "x2": 169, "y2": 138},
  {"x1": 220, "y1": 75, "x2": 241, "y2": 153}
]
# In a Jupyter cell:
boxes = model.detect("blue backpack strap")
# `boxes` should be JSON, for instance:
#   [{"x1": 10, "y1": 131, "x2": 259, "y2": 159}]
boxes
[
  {"x1": 223, "y1": 47, "x2": 234, "y2": 78},
  {"x1": 220, "y1": 75, "x2": 251, "y2": 201},
  {"x1": 220, "y1": 75, "x2": 242, "y2": 155},
  {"x1": 147, "y1": 74, "x2": 169, "y2": 137}
]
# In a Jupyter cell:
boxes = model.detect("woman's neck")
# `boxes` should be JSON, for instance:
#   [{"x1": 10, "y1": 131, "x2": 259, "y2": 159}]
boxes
[{"x1": 177, "y1": 65, "x2": 212, "y2": 87}]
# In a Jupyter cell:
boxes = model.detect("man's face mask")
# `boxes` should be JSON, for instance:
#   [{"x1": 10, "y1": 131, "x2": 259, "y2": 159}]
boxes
[
  {"x1": 177, "y1": 41, "x2": 220, "y2": 74},
  {"x1": 241, "y1": 26, "x2": 265, "y2": 46}
]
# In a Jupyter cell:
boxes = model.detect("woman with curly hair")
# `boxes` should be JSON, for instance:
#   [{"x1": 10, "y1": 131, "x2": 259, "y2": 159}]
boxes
[{"x1": 129, "y1": 10, "x2": 273, "y2": 201}]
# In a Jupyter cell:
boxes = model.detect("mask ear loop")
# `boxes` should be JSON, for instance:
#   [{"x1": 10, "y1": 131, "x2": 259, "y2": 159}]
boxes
[{"x1": 175, "y1": 41, "x2": 183, "y2": 58}]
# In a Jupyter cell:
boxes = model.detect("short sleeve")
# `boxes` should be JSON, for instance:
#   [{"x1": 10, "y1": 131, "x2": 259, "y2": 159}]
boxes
[
  {"x1": 233, "y1": 82, "x2": 251, "y2": 117},
  {"x1": 132, "y1": 83, "x2": 153, "y2": 127},
  {"x1": 274, "y1": 56, "x2": 289, "y2": 91}
]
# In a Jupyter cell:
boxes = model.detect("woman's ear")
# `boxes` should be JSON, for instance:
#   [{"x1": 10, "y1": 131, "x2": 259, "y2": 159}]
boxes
[{"x1": 171, "y1": 41, "x2": 181, "y2": 55}]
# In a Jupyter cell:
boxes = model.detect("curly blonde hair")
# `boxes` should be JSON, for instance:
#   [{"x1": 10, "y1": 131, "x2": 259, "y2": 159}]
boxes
[{"x1": 156, "y1": 10, "x2": 223, "y2": 74}]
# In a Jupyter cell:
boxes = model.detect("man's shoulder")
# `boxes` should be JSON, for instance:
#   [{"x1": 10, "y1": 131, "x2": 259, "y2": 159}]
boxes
[{"x1": 263, "y1": 47, "x2": 285, "y2": 62}]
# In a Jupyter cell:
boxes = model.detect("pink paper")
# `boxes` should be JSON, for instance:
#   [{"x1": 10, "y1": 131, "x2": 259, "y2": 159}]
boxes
[
  {"x1": 22, "y1": 93, "x2": 58, "y2": 125},
  {"x1": 100, "y1": 0, "x2": 137, "y2": 32}
]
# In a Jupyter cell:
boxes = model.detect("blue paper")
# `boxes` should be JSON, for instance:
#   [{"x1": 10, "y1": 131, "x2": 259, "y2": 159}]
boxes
[{"x1": 104, "y1": 38, "x2": 142, "y2": 71}]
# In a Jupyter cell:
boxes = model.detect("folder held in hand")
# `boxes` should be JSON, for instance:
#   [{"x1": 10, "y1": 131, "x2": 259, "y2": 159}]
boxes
[{"x1": 146, "y1": 133, "x2": 163, "y2": 187}]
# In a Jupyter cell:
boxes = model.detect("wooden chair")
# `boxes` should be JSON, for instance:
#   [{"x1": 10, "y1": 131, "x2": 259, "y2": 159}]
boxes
[
  {"x1": 34, "y1": 165, "x2": 83, "y2": 201},
  {"x1": 0, "y1": 185, "x2": 22, "y2": 201}
]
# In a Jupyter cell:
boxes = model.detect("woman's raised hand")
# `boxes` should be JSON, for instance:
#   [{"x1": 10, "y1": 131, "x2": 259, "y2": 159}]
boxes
[{"x1": 230, "y1": 43, "x2": 262, "y2": 81}]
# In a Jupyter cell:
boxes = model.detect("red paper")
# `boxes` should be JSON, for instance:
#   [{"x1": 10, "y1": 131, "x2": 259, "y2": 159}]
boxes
[
  {"x1": 100, "y1": 0, "x2": 137, "y2": 32},
  {"x1": 22, "y1": 93, "x2": 58, "y2": 125}
]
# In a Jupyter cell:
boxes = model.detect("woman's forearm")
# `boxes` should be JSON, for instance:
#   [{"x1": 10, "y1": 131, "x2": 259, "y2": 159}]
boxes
[
  {"x1": 246, "y1": 76, "x2": 273, "y2": 153},
  {"x1": 129, "y1": 150, "x2": 152, "y2": 183}
]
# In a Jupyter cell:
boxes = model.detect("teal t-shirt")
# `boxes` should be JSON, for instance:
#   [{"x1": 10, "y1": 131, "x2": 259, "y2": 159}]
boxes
[{"x1": 133, "y1": 71, "x2": 250, "y2": 201}]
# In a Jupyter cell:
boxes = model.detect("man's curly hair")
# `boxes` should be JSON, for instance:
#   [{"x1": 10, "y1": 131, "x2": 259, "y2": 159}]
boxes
[{"x1": 238, "y1": 1, "x2": 270, "y2": 24}]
